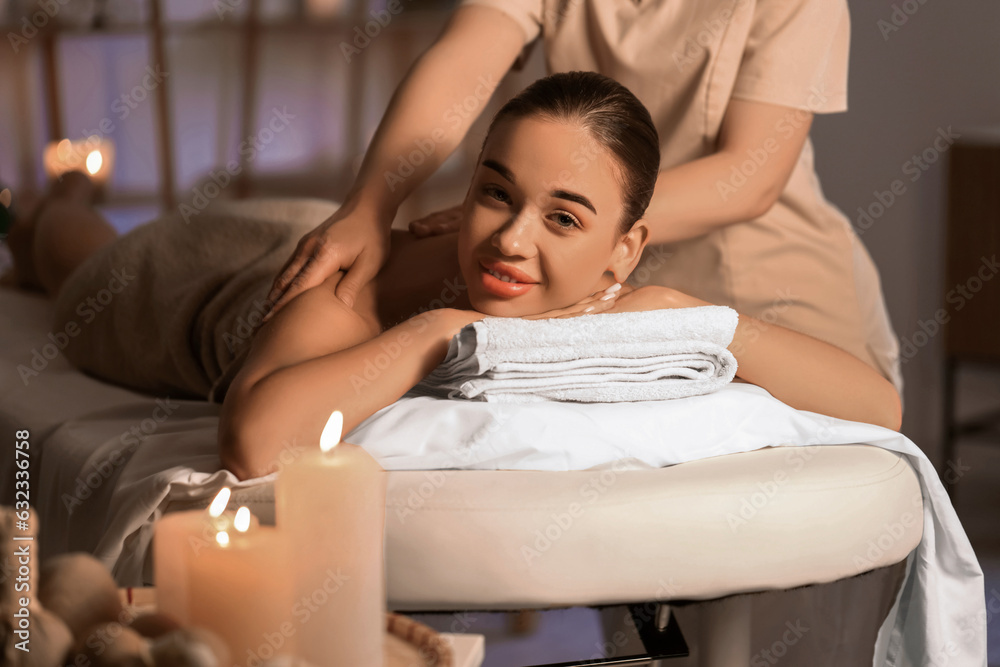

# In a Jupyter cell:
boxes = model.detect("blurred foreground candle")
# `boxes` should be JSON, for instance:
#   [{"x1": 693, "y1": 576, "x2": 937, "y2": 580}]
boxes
[
  {"x1": 154, "y1": 488, "x2": 259, "y2": 624},
  {"x1": 275, "y1": 410, "x2": 387, "y2": 666},
  {"x1": 43, "y1": 136, "x2": 115, "y2": 184},
  {"x1": 187, "y1": 507, "x2": 294, "y2": 664}
]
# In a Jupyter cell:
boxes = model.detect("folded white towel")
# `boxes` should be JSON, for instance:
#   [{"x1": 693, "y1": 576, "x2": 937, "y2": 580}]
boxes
[{"x1": 410, "y1": 305, "x2": 740, "y2": 403}]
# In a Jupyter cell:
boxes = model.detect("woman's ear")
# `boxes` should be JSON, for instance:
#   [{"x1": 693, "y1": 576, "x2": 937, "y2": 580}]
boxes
[{"x1": 607, "y1": 220, "x2": 650, "y2": 283}]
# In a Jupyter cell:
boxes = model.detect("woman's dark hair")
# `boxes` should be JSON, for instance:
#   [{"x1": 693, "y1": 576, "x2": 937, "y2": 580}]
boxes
[{"x1": 483, "y1": 71, "x2": 660, "y2": 235}]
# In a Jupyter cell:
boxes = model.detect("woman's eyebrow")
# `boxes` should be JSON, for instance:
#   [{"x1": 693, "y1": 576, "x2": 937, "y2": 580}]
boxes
[
  {"x1": 484, "y1": 158, "x2": 597, "y2": 215},
  {"x1": 483, "y1": 159, "x2": 516, "y2": 183},
  {"x1": 551, "y1": 189, "x2": 597, "y2": 215}
]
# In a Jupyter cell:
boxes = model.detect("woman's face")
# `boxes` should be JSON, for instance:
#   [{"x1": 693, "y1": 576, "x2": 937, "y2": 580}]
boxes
[{"x1": 457, "y1": 115, "x2": 639, "y2": 317}]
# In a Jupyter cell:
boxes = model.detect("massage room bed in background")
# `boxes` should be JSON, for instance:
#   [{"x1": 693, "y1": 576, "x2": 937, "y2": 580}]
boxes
[{"x1": 0, "y1": 283, "x2": 954, "y2": 666}]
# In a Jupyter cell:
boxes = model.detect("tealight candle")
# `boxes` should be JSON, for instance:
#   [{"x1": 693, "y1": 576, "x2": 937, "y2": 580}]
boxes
[
  {"x1": 187, "y1": 507, "x2": 293, "y2": 663},
  {"x1": 43, "y1": 137, "x2": 115, "y2": 184},
  {"x1": 275, "y1": 411, "x2": 387, "y2": 666}
]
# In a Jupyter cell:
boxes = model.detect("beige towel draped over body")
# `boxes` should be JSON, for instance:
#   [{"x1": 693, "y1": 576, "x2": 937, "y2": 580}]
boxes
[{"x1": 53, "y1": 199, "x2": 338, "y2": 402}]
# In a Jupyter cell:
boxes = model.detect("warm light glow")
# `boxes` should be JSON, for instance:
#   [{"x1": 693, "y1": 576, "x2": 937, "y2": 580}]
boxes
[
  {"x1": 208, "y1": 488, "x2": 232, "y2": 518},
  {"x1": 319, "y1": 410, "x2": 344, "y2": 453},
  {"x1": 85, "y1": 150, "x2": 103, "y2": 175},
  {"x1": 56, "y1": 139, "x2": 72, "y2": 161},
  {"x1": 215, "y1": 531, "x2": 230, "y2": 547},
  {"x1": 234, "y1": 506, "x2": 251, "y2": 533}
]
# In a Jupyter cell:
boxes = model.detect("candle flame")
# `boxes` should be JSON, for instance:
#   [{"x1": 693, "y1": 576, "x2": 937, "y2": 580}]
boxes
[
  {"x1": 319, "y1": 410, "x2": 343, "y2": 453},
  {"x1": 85, "y1": 150, "x2": 103, "y2": 175},
  {"x1": 216, "y1": 531, "x2": 230, "y2": 547},
  {"x1": 234, "y1": 506, "x2": 251, "y2": 533},
  {"x1": 208, "y1": 488, "x2": 231, "y2": 518}
]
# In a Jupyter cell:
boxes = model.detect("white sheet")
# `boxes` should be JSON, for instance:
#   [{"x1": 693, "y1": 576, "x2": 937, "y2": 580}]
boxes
[{"x1": 60, "y1": 381, "x2": 985, "y2": 666}]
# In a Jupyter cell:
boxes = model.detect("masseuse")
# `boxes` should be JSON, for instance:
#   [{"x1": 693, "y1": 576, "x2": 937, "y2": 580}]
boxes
[{"x1": 265, "y1": 0, "x2": 904, "y2": 401}]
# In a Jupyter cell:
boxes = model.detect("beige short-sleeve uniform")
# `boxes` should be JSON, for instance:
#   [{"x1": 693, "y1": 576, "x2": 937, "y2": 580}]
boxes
[{"x1": 461, "y1": 0, "x2": 904, "y2": 399}]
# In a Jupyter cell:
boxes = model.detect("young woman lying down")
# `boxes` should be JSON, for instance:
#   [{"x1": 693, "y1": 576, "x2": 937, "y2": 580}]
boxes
[{"x1": 2, "y1": 71, "x2": 900, "y2": 481}]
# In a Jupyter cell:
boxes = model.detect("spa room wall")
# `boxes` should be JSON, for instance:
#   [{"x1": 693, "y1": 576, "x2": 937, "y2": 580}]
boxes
[{"x1": 0, "y1": 0, "x2": 997, "y2": 478}]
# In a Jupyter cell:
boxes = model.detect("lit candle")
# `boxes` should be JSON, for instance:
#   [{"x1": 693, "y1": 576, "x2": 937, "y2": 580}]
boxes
[
  {"x1": 186, "y1": 507, "x2": 293, "y2": 664},
  {"x1": 305, "y1": 0, "x2": 345, "y2": 19},
  {"x1": 275, "y1": 410, "x2": 387, "y2": 666},
  {"x1": 43, "y1": 136, "x2": 115, "y2": 184},
  {"x1": 154, "y1": 488, "x2": 258, "y2": 624}
]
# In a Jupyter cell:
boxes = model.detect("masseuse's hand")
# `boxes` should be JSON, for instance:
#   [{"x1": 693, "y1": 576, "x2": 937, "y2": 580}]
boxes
[{"x1": 265, "y1": 198, "x2": 393, "y2": 319}]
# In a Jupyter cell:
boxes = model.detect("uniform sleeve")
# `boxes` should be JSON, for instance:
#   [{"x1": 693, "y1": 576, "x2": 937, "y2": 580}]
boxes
[
  {"x1": 457, "y1": 0, "x2": 544, "y2": 46},
  {"x1": 730, "y1": 0, "x2": 850, "y2": 113}
]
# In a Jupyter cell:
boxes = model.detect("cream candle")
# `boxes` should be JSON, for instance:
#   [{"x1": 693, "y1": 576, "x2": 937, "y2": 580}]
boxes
[
  {"x1": 187, "y1": 507, "x2": 294, "y2": 665},
  {"x1": 154, "y1": 488, "x2": 257, "y2": 624},
  {"x1": 275, "y1": 411, "x2": 387, "y2": 667}
]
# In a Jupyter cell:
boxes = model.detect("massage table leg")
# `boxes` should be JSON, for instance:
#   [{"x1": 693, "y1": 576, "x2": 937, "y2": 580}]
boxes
[{"x1": 697, "y1": 596, "x2": 751, "y2": 667}]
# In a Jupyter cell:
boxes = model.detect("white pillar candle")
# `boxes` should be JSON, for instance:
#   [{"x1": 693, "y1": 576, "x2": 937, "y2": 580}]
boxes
[
  {"x1": 186, "y1": 508, "x2": 294, "y2": 665},
  {"x1": 275, "y1": 411, "x2": 387, "y2": 667}
]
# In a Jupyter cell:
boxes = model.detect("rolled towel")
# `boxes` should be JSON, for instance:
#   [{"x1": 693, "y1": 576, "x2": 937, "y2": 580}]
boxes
[{"x1": 409, "y1": 305, "x2": 740, "y2": 403}]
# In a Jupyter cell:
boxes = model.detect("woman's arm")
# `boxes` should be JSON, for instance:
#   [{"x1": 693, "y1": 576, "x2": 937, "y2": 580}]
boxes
[
  {"x1": 219, "y1": 275, "x2": 475, "y2": 480},
  {"x1": 265, "y1": 5, "x2": 524, "y2": 313},
  {"x1": 641, "y1": 99, "x2": 813, "y2": 246},
  {"x1": 409, "y1": 99, "x2": 814, "y2": 241},
  {"x1": 616, "y1": 286, "x2": 902, "y2": 431}
]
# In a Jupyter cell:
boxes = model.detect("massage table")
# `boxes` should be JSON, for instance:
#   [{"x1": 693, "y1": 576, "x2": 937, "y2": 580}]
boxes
[{"x1": 0, "y1": 283, "x2": 966, "y2": 666}]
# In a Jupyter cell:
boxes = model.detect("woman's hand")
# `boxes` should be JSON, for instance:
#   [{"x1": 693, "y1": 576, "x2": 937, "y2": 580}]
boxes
[
  {"x1": 408, "y1": 204, "x2": 463, "y2": 238},
  {"x1": 265, "y1": 198, "x2": 393, "y2": 319},
  {"x1": 521, "y1": 283, "x2": 625, "y2": 320}
]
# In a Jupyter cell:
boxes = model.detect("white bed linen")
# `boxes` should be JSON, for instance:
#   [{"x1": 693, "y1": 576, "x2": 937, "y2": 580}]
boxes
[{"x1": 43, "y1": 382, "x2": 985, "y2": 667}]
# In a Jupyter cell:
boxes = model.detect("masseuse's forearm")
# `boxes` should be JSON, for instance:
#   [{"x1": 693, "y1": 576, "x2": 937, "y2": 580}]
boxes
[
  {"x1": 224, "y1": 312, "x2": 454, "y2": 479},
  {"x1": 727, "y1": 313, "x2": 902, "y2": 431},
  {"x1": 642, "y1": 153, "x2": 777, "y2": 246},
  {"x1": 346, "y1": 6, "x2": 521, "y2": 221}
]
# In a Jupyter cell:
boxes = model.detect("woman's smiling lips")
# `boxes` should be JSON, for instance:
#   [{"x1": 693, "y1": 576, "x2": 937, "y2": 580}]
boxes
[{"x1": 478, "y1": 259, "x2": 539, "y2": 298}]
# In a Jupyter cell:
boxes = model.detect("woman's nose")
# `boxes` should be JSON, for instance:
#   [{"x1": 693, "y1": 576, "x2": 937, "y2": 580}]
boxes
[{"x1": 492, "y1": 209, "x2": 535, "y2": 257}]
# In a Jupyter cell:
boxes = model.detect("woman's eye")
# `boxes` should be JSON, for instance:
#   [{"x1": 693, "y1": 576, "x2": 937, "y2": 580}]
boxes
[
  {"x1": 483, "y1": 185, "x2": 511, "y2": 204},
  {"x1": 551, "y1": 212, "x2": 581, "y2": 229}
]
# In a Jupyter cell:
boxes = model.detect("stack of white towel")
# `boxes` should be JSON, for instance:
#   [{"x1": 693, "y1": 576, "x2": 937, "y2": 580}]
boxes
[{"x1": 410, "y1": 306, "x2": 740, "y2": 403}]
